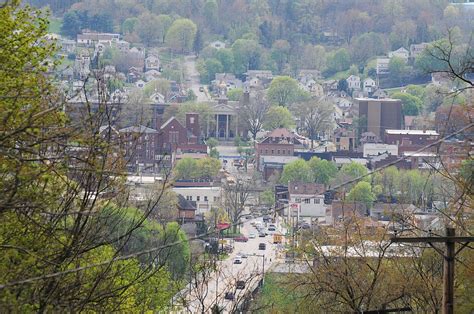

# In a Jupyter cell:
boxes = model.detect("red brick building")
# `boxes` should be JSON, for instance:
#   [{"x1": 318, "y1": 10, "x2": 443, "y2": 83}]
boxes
[
  {"x1": 384, "y1": 129, "x2": 439, "y2": 155},
  {"x1": 119, "y1": 113, "x2": 207, "y2": 173}
]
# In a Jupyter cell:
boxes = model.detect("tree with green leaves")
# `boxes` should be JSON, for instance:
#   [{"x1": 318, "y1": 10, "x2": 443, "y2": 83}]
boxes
[
  {"x1": 291, "y1": 98, "x2": 334, "y2": 149},
  {"x1": 174, "y1": 157, "x2": 198, "y2": 180},
  {"x1": 280, "y1": 159, "x2": 314, "y2": 184},
  {"x1": 165, "y1": 18, "x2": 197, "y2": 53},
  {"x1": 0, "y1": 3, "x2": 184, "y2": 311},
  {"x1": 215, "y1": 48, "x2": 234, "y2": 73},
  {"x1": 327, "y1": 48, "x2": 351, "y2": 74},
  {"x1": 391, "y1": 92, "x2": 423, "y2": 116},
  {"x1": 196, "y1": 157, "x2": 222, "y2": 179},
  {"x1": 388, "y1": 56, "x2": 407, "y2": 84},
  {"x1": 271, "y1": 39, "x2": 291, "y2": 73},
  {"x1": 263, "y1": 106, "x2": 295, "y2": 131},
  {"x1": 231, "y1": 38, "x2": 262, "y2": 74},
  {"x1": 307, "y1": 157, "x2": 338, "y2": 186},
  {"x1": 347, "y1": 181, "x2": 375, "y2": 209},
  {"x1": 267, "y1": 76, "x2": 305, "y2": 106},
  {"x1": 227, "y1": 88, "x2": 243, "y2": 101},
  {"x1": 197, "y1": 58, "x2": 223, "y2": 84}
]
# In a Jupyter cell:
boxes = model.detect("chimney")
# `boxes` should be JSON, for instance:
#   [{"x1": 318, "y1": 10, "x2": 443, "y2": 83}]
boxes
[
  {"x1": 243, "y1": 91, "x2": 250, "y2": 105},
  {"x1": 186, "y1": 113, "x2": 200, "y2": 138}
]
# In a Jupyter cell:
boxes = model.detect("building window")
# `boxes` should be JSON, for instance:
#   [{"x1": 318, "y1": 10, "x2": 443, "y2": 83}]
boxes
[
  {"x1": 277, "y1": 149, "x2": 280, "y2": 155},
  {"x1": 213, "y1": 196, "x2": 218, "y2": 202},
  {"x1": 186, "y1": 196, "x2": 192, "y2": 201},
  {"x1": 204, "y1": 196, "x2": 208, "y2": 201},
  {"x1": 190, "y1": 117, "x2": 195, "y2": 124},
  {"x1": 295, "y1": 198, "x2": 301, "y2": 203},
  {"x1": 169, "y1": 131, "x2": 179, "y2": 143},
  {"x1": 314, "y1": 198, "x2": 320, "y2": 204},
  {"x1": 304, "y1": 198, "x2": 310, "y2": 204},
  {"x1": 282, "y1": 149, "x2": 285, "y2": 155},
  {"x1": 271, "y1": 149, "x2": 274, "y2": 154},
  {"x1": 196, "y1": 196, "x2": 200, "y2": 201}
]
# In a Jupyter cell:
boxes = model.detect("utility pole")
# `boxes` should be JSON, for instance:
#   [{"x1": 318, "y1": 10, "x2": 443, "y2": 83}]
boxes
[{"x1": 391, "y1": 227, "x2": 474, "y2": 314}]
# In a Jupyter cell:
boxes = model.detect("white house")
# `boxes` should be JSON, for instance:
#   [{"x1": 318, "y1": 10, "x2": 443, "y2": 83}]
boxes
[
  {"x1": 145, "y1": 69, "x2": 161, "y2": 81},
  {"x1": 409, "y1": 43, "x2": 429, "y2": 59},
  {"x1": 173, "y1": 186, "x2": 222, "y2": 214},
  {"x1": 76, "y1": 32, "x2": 120, "y2": 46},
  {"x1": 346, "y1": 75, "x2": 361, "y2": 90},
  {"x1": 376, "y1": 57, "x2": 390, "y2": 75},
  {"x1": 363, "y1": 78, "x2": 377, "y2": 93},
  {"x1": 149, "y1": 92, "x2": 165, "y2": 103},
  {"x1": 135, "y1": 80, "x2": 146, "y2": 88},
  {"x1": 145, "y1": 55, "x2": 160, "y2": 71},
  {"x1": 209, "y1": 40, "x2": 226, "y2": 50},
  {"x1": 388, "y1": 47, "x2": 409, "y2": 63},
  {"x1": 287, "y1": 182, "x2": 327, "y2": 218}
]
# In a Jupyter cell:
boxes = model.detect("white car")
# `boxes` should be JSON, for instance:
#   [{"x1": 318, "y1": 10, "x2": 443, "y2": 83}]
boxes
[
  {"x1": 234, "y1": 255, "x2": 243, "y2": 264},
  {"x1": 248, "y1": 233, "x2": 256, "y2": 239}
]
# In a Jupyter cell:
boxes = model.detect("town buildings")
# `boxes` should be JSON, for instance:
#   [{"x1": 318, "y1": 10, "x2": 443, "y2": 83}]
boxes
[{"x1": 355, "y1": 98, "x2": 402, "y2": 140}]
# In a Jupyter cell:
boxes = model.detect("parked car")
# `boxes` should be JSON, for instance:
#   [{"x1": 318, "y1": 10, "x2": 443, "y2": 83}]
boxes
[
  {"x1": 258, "y1": 232, "x2": 266, "y2": 237},
  {"x1": 199, "y1": 86, "x2": 204, "y2": 92},
  {"x1": 236, "y1": 280, "x2": 246, "y2": 289},
  {"x1": 224, "y1": 292, "x2": 235, "y2": 300},
  {"x1": 258, "y1": 243, "x2": 266, "y2": 250},
  {"x1": 234, "y1": 256, "x2": 242, "y2": 264},
  {"x1": 234, "y1": 236, "x2": 248, "y2": 242},
  {"x1": 248, "y1": 233, "x2": 256, "y2": 239}
]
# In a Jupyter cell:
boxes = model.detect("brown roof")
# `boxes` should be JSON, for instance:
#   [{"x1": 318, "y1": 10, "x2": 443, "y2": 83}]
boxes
[
  {"x1": 266, "y1": 128, "x2": 294, "y2": 138},
  {"x1": 288, "y1": 182, "x2": 325, "y2": 195}
]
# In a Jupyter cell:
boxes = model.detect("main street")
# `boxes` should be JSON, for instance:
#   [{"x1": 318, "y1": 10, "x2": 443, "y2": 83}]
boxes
[
  {"x1": 178, "y1": 215, "x2": 284, "y2": 313},
  {"x1": 184, "y1": 55, "x2": 211, "y2": 102}
]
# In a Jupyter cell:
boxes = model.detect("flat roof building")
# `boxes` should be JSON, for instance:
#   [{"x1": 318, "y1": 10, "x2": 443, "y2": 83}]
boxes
[{"x1": 355, "y1": 98, "x2": 402, "y2": 141}]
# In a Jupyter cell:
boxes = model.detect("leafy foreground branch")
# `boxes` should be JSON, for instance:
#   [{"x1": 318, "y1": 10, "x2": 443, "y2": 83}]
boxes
[{"x1": 0, "y1": 2, "x2": 188, "y2": 312}]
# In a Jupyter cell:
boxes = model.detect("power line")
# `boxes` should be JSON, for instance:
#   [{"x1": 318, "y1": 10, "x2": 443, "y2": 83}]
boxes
[{"x1": 0, "y1": 122, "x2": 472, "y2": 290}]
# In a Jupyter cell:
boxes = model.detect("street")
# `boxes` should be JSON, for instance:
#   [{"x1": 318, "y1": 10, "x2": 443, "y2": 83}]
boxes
[
  {"x1": 184, "y1": 55, "x2": 211, "y2": 102},
  {"x1": 178, "y1": 215, "x2": 284, "y2": 313}
]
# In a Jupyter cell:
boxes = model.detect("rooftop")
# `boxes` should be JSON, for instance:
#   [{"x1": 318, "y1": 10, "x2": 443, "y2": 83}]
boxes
[{"x1": 385, "y1": 129, "x2": 439, "y2": 136}]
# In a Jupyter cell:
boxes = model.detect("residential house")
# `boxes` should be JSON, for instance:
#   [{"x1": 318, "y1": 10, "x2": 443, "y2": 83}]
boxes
[
  {"x1": 145, "y1": 55, "x2": 160, "y2": 71},
  {"x1": 77, "y1": 32, "x2": 120, "y2": 47},
  {"x1": 370, "y1": 88, "x2": 389, "y2": 99},
  {"x1": 376, "y1": 57, "x2": 390, "y2": 75},
  {"x1": 212, "y1": 73, "x2": 243, "y2": 92},
  {"x1": 287, "y1": 182, "x2": 327, "y2": 218},
  {"x1": 209, "y1": 40, "x2": 226, "y2": 50},
  {"x1": 346, "y1": 75, "x2": 361, "y2": 90},
  {"x1": 113, "y1": 39, "x2": 130, "y2": 52},
  {"x1": 176, "y1": 194, "x2": 199, "y2": 236},
  {"x1": 360, "y1": 132, "x2": 380, "y2": 145},
  {"x1": 388, "y1": 47, "x2": 409, "y2": 63},
  {"x1": 135, "y1": 80, "x2": 146, "y2": 88},
  {"x1": 74, "y1": 53, "x2": 91, "y2": 79},
  {"x1": 326, "y1": 201, "x2": 368, "y2": 226},
  {"x1": 409, "y1": 43, "x2": 429, "y2": 60},
  {"x1": 298, "y1": 69, "x2": 322, "y2": 83},
  {"x1": 384, "y1": 129, "x2": 439, "y2": 155},
  {"x1": 173, "y1": 186, "x2": 222, "y2": 214},
  {"x1": 363, "y1": 78, "x2": 377, "y2": 93},
  {"x1": 59, "y1": 38, "x2": 76, "y2": 54},
  {"x1": 145, "y1": 70, "x2": 161, "y2": 82},
  {"x1": 149, "y1": 92, "x2": 165, "y2": 103},
  {"x1": 332, "y1": 128, "x2": 357, "y2": 151}
]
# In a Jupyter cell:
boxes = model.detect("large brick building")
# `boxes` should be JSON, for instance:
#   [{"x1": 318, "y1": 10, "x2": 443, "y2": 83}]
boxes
[
  {"x1": 119, "y1": 113, "x2": 207, "y2": 173},
  {"x1": 355, "y1": 98, "x2": 402, "y2": 141},
  {"x1": 255, "y1": 128, "x2": 303, "y2": 179},
  {"x1": 384, "y1": 129, "x2": 439, "y2": 155}
]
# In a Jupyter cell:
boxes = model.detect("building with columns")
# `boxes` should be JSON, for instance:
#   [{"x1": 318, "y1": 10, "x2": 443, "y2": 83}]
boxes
[{"x1": 207, "y1": 97, "x2": 245, "y2": 140}]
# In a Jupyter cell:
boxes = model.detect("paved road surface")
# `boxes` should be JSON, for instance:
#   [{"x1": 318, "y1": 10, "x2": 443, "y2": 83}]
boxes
[
  {"x1": 178, "y1": 216, "x2": 285, "y2": 313},
  {"x1": 184, "y1": 55, "x2": 211, "y2": 102}
]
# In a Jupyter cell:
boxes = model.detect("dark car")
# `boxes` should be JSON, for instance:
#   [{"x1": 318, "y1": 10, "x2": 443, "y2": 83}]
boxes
[
  {"x1": 224, "y1": 292, "x2": 235, "y2": 300},
  {"x1": 258, "y1": 232, "x2": 266, "y2": 237},
  {"x1": 199, "y1": 86, "x2": 204, "y2": 92},
  {"x1": 236, "y1": 280, "x2": 245, "y2": 289},
  {"x1": 234, "y1": 236, "x2": 249, "y2": 242},
  {"x1": 259, "y1": 243, "x2": 266, "y2": 250}
]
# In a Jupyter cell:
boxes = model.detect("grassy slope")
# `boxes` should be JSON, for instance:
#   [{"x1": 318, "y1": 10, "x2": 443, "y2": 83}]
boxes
[{"x1": 48, "y1": 17, "x2": 62, "y2": 34}]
